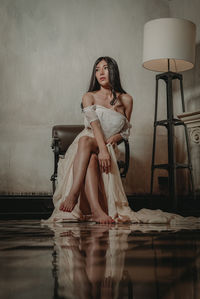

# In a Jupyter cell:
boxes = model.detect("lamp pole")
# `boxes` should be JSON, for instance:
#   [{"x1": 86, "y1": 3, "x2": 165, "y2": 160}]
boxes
[
  {"x1": 143, "y1": 18, "x2": 196, "y2": 208},
  {"x1": 150, "y1": 71, "x2": 194, "y2": 208}
]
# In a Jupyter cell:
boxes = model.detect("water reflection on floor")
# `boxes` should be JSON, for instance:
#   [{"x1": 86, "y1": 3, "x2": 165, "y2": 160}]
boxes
[{"x1": 1, "y1": 220, "x2": 200, "y2": 299}]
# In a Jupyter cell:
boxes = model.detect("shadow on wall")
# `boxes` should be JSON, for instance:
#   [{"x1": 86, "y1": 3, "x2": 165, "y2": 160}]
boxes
[
  {"x1": 125, "y1": 134, "x2": 155, "y2": 195},
  {"x1": 125, "y1": 154, "x2": 147, "y2": 195},
  {"x1": 185, "y1": 42, "x2": 200, "y2": 111},
  {"x1": 175, "y1": 42, "x2": 200, "y2": 195}
]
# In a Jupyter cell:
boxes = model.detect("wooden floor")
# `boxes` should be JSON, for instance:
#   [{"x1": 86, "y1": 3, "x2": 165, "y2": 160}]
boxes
[{"x1": 1, "y1": 220, "x2": 200, "y2": 299}]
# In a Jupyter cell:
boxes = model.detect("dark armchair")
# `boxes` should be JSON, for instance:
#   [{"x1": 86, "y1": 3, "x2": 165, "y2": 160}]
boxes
[{"x1": 51, "y1": 125, "x2": 130, "y2": 193}]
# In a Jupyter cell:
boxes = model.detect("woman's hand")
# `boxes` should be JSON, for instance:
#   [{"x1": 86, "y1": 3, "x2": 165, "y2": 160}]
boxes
[
  {"x1": 106, "y1": 134, "x2": 122, "y2": 146},
  {"x1": 98, "y1": 148, "x2": 111, "y2": 173}
]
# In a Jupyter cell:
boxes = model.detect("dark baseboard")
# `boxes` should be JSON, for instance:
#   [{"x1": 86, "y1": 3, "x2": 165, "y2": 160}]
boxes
[
  {"x1": 127, "y1": 194, "x2": 200, "y2": 217},
  {"x1": 0, "y1": 193, "x2": 200, "y2": 219},
  {"x1": 0, "y1": 195, "x2": 53, "y2": 219}
]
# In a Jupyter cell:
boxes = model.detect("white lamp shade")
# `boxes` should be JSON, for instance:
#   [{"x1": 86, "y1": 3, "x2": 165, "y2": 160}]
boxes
[{"x1": 142, "y1": 18, "x2": 196, "y2": 72}]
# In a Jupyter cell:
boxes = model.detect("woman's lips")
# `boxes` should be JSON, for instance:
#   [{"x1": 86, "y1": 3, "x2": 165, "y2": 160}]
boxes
[{"x1": 100, "y1": 77, "x2": 106, "y2": 81}]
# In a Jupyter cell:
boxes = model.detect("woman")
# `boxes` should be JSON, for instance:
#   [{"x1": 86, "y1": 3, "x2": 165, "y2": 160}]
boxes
[
  {"x1": 45, "y1": 56, "x2": 135, "y2": 224},
  {"x1": 58, "y1": 57, "x2": 132, "y2": 224},
  {"x1": 44, "y1": 57, "x2": 200, "y2": 225}
]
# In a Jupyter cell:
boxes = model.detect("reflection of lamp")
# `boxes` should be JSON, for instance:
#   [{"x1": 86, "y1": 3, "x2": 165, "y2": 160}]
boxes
[{"x1": 142, "y1": 18, "x2": 196, "y2": 207}]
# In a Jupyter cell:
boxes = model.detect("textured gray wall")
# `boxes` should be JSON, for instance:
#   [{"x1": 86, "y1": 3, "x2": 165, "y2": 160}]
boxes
[
  {"x1": 169, "y1": 0, "x2": 200, "y2": 113},
  {"x1": 168, "y1": 0, "x2": 200, "y2": 194},
  {"x1": 0, "y1": 0, "x2": 198, "y2": 195}
]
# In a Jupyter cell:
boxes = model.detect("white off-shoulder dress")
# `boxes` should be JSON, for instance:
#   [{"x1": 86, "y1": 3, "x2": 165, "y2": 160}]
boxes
[{"x1": 44, "y1": 105, "x2": 200, "y2": 224}]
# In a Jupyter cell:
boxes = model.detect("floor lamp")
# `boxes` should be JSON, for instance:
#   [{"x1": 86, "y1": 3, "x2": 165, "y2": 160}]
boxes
[{"x1": 142, "y1": 18, "x2": 196, "y2": 208}]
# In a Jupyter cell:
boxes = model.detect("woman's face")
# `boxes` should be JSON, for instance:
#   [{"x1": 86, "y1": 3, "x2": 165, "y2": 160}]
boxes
[{"x1": 95, "y1": 59, "x2": 110, "y2": 87}]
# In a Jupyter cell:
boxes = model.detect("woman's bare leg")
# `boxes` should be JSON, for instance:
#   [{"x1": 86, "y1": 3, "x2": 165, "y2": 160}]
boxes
[
  {"x1": 60, "y1": 136, "x2": 98, "y2": 212},
  {"x1": 84, "y1": 154, "x2": 114, "y2": 224}
]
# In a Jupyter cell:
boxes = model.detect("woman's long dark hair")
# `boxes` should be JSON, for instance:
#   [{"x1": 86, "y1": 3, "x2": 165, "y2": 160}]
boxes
[{"x1": 88, "y1": 56, "x2": 126, "y2": 105}]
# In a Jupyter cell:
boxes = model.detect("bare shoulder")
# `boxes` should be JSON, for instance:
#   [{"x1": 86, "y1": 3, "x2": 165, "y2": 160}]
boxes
[
  {"x1": 120, "y1": 93, "x2": 133, "y2": 121},
  {"x1": 120, "y1": 93, "x2": 133, "y2": 109},
  {"x1": 82, "y1": 92, "x2": 95, "y2": 108}
]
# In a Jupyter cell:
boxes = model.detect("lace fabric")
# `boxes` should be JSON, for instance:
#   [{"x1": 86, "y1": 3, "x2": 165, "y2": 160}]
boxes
[
  {"x1": 120, "y1": 119, "x2": 132, "y2": 140},
  {"x1": 83, "y1": 104, "x2": 132, "y2": 140},
  {"x1": 83, "y1": 105, "x2": 99, "y2": 124}
]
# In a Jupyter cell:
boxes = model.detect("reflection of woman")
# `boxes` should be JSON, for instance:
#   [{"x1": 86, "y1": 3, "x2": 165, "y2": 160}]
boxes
[
  {"x1": 49, "y1": 223, "x2": 131, "y2": 299},
  {"x1": 44, "y1": 56, "x2": 200, "y2": 225}
]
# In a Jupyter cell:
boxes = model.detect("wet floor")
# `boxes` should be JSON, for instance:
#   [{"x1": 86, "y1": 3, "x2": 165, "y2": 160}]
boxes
[{"x1": 1, "y1": 220, "x2": 200, "y2": 299}]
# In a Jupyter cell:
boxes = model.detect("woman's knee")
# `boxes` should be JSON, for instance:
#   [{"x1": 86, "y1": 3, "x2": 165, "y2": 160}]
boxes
[{"x1": 78, "y1": 136, "x2": 95, "y2": 150}]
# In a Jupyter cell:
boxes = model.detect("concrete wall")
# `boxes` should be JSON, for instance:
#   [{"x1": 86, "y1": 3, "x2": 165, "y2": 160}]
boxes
[
  {"x1": 169, "y1": 0, "x2": 200, "y2": 112},
  {"x1": 0, "y1": 0, "x2": 198, "y2": 195},
  {"x1": 168, "y1": 0, "x2": 200, "y2": 194}
]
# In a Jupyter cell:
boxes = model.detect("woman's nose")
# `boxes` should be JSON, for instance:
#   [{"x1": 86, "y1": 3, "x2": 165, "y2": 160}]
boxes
[{"x1": 100, "y1": 68, "x2": 104, "y2": 74}]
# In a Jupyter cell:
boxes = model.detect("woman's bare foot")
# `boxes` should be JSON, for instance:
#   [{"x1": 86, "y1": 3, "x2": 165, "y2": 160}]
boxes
[
  {"x1": 59, "y1": 194, "x2": 78, "y2": 212},
  {"x1": 92, "y1": 210, "x2": 115, "y2": 224}
]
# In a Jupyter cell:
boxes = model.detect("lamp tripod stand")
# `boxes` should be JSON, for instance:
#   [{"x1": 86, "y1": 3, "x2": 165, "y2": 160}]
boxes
[{"x1": 150, "y1": 70, "x2": 195, "y2": 208}]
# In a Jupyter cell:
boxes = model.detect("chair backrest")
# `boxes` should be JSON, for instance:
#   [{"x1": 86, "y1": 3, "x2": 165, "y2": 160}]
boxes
[{"x1": 52, "y1": 125, "x2": 84, "y2": 155}]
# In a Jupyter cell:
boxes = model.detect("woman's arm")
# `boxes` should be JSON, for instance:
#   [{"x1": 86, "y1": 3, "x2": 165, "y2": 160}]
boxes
[
  {"x1": 106, "y1": 133, "x2": 122, "y2": 145},
  {"x1": 82, "y1": 93, "x2": 111, "y2": 173},
  {"x1": 121, "y1": 93, "x2": 133, "y2": 121}
]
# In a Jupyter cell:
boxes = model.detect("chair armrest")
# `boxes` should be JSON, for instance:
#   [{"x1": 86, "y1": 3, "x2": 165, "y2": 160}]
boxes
[{"x1": 117, "y1": 139, "x2": 130, "y2": 178}]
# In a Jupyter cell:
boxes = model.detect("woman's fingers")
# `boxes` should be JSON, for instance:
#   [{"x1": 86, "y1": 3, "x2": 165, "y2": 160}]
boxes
[
  {"x1": 100, "y1": 162, "x2": 103, "y2": 173},
  {"x1": 107, "y1": 159, "x2": 111, "y2": 173},
  {"x1": 98, "y1": 150, "x2": 111, "y2": 173},
  {"x1": 99, "y1": 158, "x2": 111, "y2": 173}
]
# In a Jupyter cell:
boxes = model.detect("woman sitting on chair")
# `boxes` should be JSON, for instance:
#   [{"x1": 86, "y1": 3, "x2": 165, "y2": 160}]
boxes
[
  {"x1": 46, "y1": 56, "x2": 133, "y2": 224},
  {"x1": 59, "y1": 56, "x2": 132, "y2": 224}
]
